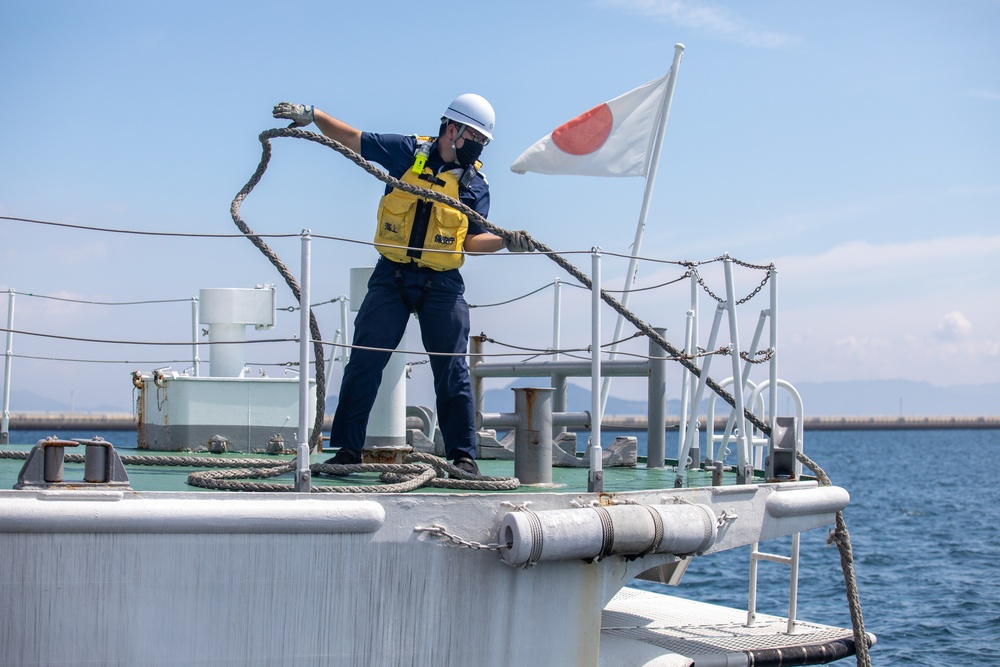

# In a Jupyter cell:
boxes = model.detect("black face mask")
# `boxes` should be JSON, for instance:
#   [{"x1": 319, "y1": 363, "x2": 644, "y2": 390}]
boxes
[{"x1": 454, "y1": 138, "x2": 484, "y2": 167}]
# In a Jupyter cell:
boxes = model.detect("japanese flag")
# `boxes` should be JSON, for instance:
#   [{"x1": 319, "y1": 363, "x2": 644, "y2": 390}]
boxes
[{"x1": 510, "y1": 73, "x2": 670, "y2": 178}]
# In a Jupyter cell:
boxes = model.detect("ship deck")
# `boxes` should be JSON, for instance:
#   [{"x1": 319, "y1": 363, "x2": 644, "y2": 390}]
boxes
[{"x1": 0, "y1": 442, "x2": 764, "y2": 494}]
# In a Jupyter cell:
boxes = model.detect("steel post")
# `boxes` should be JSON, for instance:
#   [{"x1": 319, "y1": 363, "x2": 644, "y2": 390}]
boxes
[
  {"x1": 471, "y1": 335, "x2": 484, "y2": 423},
  {"x1": 723, "y1": 257, "x2": 751, "y2": 483},
  {"x1": 191, "y1": 297, "x2": 200, "y2": 377},
  {"x1": 513, "y1": 387, "x2": 554, "y2": 485},
  {"x1": 589, "y1": 249, "x2": 603, "y2": 492},
  {"x1": 678, "y1": 310, "x2": 694, "y2": 463},
  {"x1": 647, "y1": 327, "x2": 668, "y2": 468},
  {"x1": 1, "y1": 289, "x2": 14, "y2": 445},
  {"x1": 295, "y1": 230, "x2": 312, "y2": 493}
]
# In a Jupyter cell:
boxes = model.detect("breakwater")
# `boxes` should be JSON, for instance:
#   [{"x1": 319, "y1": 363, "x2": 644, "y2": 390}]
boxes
[
  {"x1": 604, "y1": 415, "x2": 1000, "y2": 430},
  {"x1": 4, "y1": 412, "x2": 999, "y2": 432}
]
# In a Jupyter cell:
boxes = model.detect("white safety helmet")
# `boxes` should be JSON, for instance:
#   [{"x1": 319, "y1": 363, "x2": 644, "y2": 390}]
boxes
[{"x1": 442, "y1": 93, "x2": 495, "y2": 141}]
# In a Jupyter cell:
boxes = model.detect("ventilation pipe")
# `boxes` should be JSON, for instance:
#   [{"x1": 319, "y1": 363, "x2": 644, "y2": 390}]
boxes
[{"x1": 198, "y1": 286, "x2": 276, "y2": 378}]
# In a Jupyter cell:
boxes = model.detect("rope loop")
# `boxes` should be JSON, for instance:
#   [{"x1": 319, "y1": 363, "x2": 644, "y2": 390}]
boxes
[
  {"x1": 797, "y1": 451, "x2": 873, "y2": 667},
  {"x1": 234, "y1": 127, "x2": 772, "y2": 437},
  {"x1": 179, "y1": 451, "x2": 519, "y2": 493}
]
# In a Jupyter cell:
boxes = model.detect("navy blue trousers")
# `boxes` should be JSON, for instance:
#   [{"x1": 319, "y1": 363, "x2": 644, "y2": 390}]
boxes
[{"x1": 329, "y1": 258, "x2": 476, "y2": 461}]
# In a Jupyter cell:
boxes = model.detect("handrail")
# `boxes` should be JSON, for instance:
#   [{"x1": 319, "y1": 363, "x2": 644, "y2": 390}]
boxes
[{"x1": 748, "y1": 533, "x2": 802, "y2": 633}]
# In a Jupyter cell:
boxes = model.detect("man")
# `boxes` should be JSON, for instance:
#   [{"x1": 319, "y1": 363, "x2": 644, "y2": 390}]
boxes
[{"x1": 273, "y1": 95, "x2": 531, "y2": 475}]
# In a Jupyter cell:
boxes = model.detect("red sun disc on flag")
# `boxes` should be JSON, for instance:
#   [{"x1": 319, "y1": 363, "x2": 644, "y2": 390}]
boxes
[{"x1": 551, "y1": 104, "x2": 613, "y2": 156}]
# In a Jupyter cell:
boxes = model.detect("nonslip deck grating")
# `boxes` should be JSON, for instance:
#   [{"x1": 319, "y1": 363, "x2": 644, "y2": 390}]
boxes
[{"x1": 603, "y1": 587, "x2": 856, "y2": 657}]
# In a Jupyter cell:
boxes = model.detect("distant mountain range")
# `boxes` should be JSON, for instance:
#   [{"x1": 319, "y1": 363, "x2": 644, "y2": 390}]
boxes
[{"x1": 8, "y1": 379, "x2": 1000, "y2": 418}]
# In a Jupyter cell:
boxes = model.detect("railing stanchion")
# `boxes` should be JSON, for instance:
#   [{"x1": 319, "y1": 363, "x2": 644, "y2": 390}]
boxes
[
  {"x1": 1, "y1": 289, "x2": 15, "y2": 445},
  {"x1": 191, "y1": 296, "x2": 200, "y2": 377},
  {"x1": 295, "y1": 230, "x2": 313, "y2": 493},
  {"x1": 588, "y1": 249, "x2": 603, "y2": 493},
  {"x1": 723, "y1": 256, "x2": 751, "y2": 483},
  {"x1": 647, "y1": 327, "x2": 668, "y2": 468}
]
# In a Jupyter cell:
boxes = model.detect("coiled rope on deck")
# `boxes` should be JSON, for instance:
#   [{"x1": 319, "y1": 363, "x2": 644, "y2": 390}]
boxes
[
  {"x1": 188, "y1": 452, "x2": 518, "y2": 492},
  {"x1": 0, "y1": 449, "x2": 284, "y2": 468},
  {"x1": 239, "y1": 127, "x2": 771, "y2": 438},
  {"x1": 797, "y1": 450, "x2": 873, "y2": 667}
]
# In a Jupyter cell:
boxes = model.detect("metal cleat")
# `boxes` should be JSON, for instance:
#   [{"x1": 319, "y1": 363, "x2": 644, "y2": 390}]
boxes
[{"x1": 15, "y1": 436, "x2": 130, "y2": 490}]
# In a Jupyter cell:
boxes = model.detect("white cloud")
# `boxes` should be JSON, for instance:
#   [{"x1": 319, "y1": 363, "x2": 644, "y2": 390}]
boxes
[
  {"x1": 51, "y1": 241, "x2": 109, "y2": 266},
  {"x1": 832, "y1": 335, "x2": 890, "y2": 362},
  {"x1": 598, "y1": 0, "x2": 800, "y2": 48},
  {"x1": 768, "y1": 234, "x2": 1000, "y2": 385},
  {"x1": 775, "y1": 233, "x2": 1000, "y2": 292},
  {"x1": 935, "y1": 311, "x2": 974, "y2": 342}
]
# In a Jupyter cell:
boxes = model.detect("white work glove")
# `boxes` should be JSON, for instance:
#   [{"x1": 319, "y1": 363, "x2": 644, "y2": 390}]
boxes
[
  {"x1": 504, "y1": 230, "x2": 534, "y2": 253},
  {"x1": 272, "y1": 102, "x2": 315, "y2": 128}
]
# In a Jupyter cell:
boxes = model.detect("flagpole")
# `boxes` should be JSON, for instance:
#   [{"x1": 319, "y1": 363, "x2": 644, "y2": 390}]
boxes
[{"x1": 599, "y1": 43, "x2": 685, "y2": 415}]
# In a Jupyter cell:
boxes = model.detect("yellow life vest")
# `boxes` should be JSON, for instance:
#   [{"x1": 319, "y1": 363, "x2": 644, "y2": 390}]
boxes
[{"x1": 374, "y1": 138, "x2": 478, "y2": 271}]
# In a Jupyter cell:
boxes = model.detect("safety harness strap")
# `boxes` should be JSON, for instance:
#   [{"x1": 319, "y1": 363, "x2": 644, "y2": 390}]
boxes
[{"x1": 393, "y1": 268, "x2": 434, "y2": 315}]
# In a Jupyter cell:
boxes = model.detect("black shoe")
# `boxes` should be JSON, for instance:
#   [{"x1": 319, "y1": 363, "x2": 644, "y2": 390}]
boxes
[
  {"x1": 451, "y1": 457, "x2": 480, "y2": 477},
  {"x1": 316, "y1": 448, "x2": 363, "y2": 477},
  {"x1": 325, "y1": 448, "x2": 362, "y2": 465}
]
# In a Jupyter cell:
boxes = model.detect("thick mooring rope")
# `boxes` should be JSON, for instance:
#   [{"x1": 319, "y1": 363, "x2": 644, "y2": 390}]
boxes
[
  {"x1": 187, "y1": 452, "x2": 519, "y2": 493},
  {"x1": 230, "y1": 140, "x2": 326, "y2": 451},
  {"x1": 797, "y1": 450, "x2": 873, "y2": 667},
  {"x1": 0, "y1": 449, "x2": 284, "y2": 468},
  {"x1": 240, "y1": 127, "x2": 772, "y2": 438}
]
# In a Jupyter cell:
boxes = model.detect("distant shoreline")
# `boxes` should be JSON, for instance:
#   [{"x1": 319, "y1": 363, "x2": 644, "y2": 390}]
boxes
[
  {"x1": 3, "y1": 412, "x2": 999, "y2": 432},
  {"x1": 605, "y1": 415, "x2": 1000, "y2": 431}
]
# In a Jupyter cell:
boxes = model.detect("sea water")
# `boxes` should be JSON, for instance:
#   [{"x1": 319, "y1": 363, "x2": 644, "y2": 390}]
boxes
[
  {"x1": 8, "y1": 428, "x2": 1000, "y2": 665},
  {"x1": 635, "y1": 428, "x2": 1000, "y2": 666}
]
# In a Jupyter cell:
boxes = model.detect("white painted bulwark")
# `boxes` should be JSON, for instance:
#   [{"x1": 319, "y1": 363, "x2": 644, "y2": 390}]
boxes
[
  {"x1": 0, "y1": 479, "x2": 850, "y2": 666},
  {"x1": 0, "y1": 496, "x2": 384, "y2": 533}
]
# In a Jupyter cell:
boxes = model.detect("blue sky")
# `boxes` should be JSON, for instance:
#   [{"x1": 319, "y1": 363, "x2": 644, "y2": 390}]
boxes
[{"x1": 1, "y1": 0, "x2": 998, "y2": 412}]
